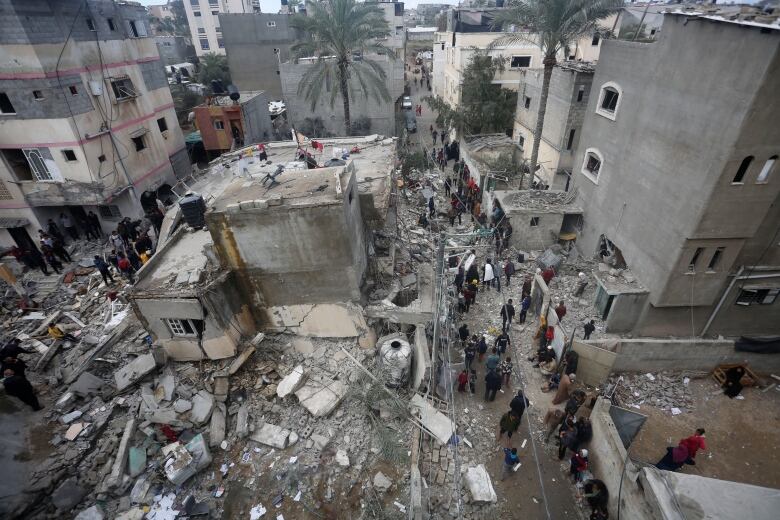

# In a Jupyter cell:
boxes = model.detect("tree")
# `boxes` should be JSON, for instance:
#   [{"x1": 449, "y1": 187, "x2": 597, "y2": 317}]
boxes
[
  {"x1": 424, "y1": 49, "x2": 517, "y2": 137},
  {"x1": 169, "y1": 0, "x2": 191, "y2": 37},
  {"x1": 197, "y1": 53, "x2": 231, "y2": 89},
  {"x1": 493, "y1": 0, "x2": 623, "y2": 174},
  {"x1": 289, "y1": 0, "x2": 394, "y2": 136}
]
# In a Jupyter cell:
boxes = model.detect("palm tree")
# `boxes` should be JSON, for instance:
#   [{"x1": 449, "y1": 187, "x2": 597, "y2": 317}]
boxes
[
  {"x1": 493, "y1": 0, "x2": 623, "y2": 175},
  {"x1": 197, "y1": 53, "x2": 231, "y2": 89},
  {"x1": 290, "y1": 0, "x2": 394, "y2": 136}
]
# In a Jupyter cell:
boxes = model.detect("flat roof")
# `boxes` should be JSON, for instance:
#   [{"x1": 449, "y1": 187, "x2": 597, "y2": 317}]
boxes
[
  {"x1": 667, "y1": 10, "x2": 780, "y2": 31},
  {"x1": 134, "y1": 228, "x2": 213, "y2": 293},
  {"x1": 494, "y1": 189, "x2": 583, "y2": 213}
]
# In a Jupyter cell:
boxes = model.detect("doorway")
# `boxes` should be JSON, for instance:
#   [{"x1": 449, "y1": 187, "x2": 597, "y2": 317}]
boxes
[{"x1": 8, "y1": 226, "x2": 36, "y2": 250}]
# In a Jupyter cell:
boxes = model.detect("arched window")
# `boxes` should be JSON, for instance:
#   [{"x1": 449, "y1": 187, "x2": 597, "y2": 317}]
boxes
[
  {"x1": 756, "y1": 155, "x2": 777, "y2": 183},
  {"x1": 581, "y1": 148, "x2": 603, "y2": 183},
  {"x1": 596, "y1": 82, "x2": 622, "y2": 120},
  {"x1": 732, "y1": 156, "x2": 753, "y2": 183}
]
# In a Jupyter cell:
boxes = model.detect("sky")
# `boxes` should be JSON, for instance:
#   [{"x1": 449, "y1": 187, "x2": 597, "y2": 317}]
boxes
[{"x1": 135, "y1": 0, "x2": 461, "y2": 11}]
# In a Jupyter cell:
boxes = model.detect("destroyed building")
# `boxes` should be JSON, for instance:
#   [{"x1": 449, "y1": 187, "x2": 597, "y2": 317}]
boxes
[{"x1": 571, "y1": 12, "x2": 780, "y2": 336}]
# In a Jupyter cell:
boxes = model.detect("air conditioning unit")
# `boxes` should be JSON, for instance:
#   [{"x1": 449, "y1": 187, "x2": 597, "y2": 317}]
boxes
[{"x1": 89, "y1": 81, "x2": 103, "y2": 96}]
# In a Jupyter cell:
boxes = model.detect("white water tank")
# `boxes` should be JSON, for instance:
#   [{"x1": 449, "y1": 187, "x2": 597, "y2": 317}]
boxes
[{"x1": 377, "y1": 333, "x2": 412, "y2": 388}]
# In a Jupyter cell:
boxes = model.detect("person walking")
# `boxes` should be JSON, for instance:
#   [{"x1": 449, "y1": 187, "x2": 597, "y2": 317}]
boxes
[
  {"x1": 428, "y1": 196, "x2": 435, "y2": 217},
  {"x1": 46, "y1": 219, "x2": 65, "y2": 243},
  {"x1": 497, "y1": 410, "x2": 521, "y2": 448},
  {"x1": 495, "y1": 331, "x2": 510, "y2": 357},
  {"x1": 485, "y1": 347, "x2": 500, "y2": 373},
  {"x1": 464, "y1": 340, "x2": 476, "y2": 372},
  {"x1": 88, "y1": 210, "x2": 102, "y2": 237},
  {"x1": 573, "y1": 272, "x2": 588, "y2": 297},
  {"x1": 679, "y1": 429, "x2": 707, "y2": 462},
  {"x1": 59, "y1": 212, "x2": 79, "y2": 240},
  {"x1": 93, "y1": 255, "x2": 114, "y2": 285},
  {"x1": 432, "y1": 129, "x2": 438, "y2": 145},
  {"x1": 558, "y1": 415, "x2": 579, "y2": 459},
  {"x1": 468, "y1": 369, "x2": 477, "y2": 394},
  {"x1": 457, "y1": 370, "x2": 468, "y2": 392},
  {"x1": 499, "y1": 356, "x2": 513, "y2": 386},
  {"x1": 583, "y1": 320, "x2": 596, "y2": 340},
  {"x1": 117, "y1": 252, "x2": 135, "y2": 284},
  {"x1": 555, "y1": 300, "x2": 567, "y2": 321},
  {"x1": 500, "y1": 299, "x2": 515, "y2": 332},
  {"x1": 458, "y1": 324, "x2": 470, "y2": 347},
  {"x1": 41, "y1": 245, "x2": 62, "y2": 274},
  {"x1": 444, "y1": 177, "x2": 451, "y2": 196},
  {"x1": 2, "y1": 368, "x2": 42, "y2": 410},
  {"x1": 519, "y1": 295, "x2": 531, "y2": 324},
  {"x1": 510, "y1": 390, "x2": 529, "y2": 421},
  {"x1": 503, "y1": 258, "x2": 515, "y2": 286},
  {"x1": 500, "y1": 447, "x2": 520, "y2": 481},
  {"x1": 483, "y1": 260, "x2": 495, "y2": 291},
  {"x1": 484, "y1": 369, "x2": 502, "y2": 401},
  {"x1": 454, "y1": 266, "x2": 465, "y2": 293}
]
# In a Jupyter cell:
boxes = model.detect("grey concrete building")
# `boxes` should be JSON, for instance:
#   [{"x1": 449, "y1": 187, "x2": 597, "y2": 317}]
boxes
[
  {"x1": 154, "y1": 35, "x2": 196, "y2": 65},
  {"x1": 513, "y1": 62, "x2": 595, "y2": 190},
  {"x1": 571, "y1": 12, "x2": 780, "y2": 337},
  {"x1": 219, "y1": 13, "x2": 300, "y2": 99}
]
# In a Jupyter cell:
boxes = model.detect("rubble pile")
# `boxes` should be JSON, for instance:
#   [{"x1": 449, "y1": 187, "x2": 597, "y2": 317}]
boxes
[{"x1": 608, "y1": 372, "x2": 700, "y2": 414}]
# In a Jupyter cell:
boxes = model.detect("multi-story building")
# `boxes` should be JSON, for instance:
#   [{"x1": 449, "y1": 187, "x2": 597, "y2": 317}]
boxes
[
  {"x1": 416, "y1": 3, "x2": 448, "y2": 26},
  {"x1": 513, "y1": 62, "x2": 594, "y2": 189},
  {"x1": 0, "y1": 0, "x2": 188, "y2": 250},
  {"x1": 220, "y1": 13, "x2": 300, "y2": 99},
  {"x1": 155, "y1": 35, "x2": 196, "y2": 66},
  {"x1": 364, "y1": 0, "x2": 406, "y2": 58},
  {"x1": 148, "y1": 1, "x2": 175, "y2": 22},
  {"x1": 571, "y1": 12, "x2": 780, "y2": 337},
  {"x1": 433, "y1": 8, "x2": 614, "y2": 107},
  {"x1": 182, "y1": 0, "x2": 259, "y2": 57},
  {"x1": 192, "y1": 91, "x2": 273, "y2": 155}
]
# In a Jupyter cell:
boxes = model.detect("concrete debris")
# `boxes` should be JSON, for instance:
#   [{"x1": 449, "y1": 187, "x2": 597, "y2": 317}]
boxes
[
  {"x1": 276, "y1": 364, "x2": 307, "y2": 398},
  {"x1": 410, "y1": 394, "x2": 456, "y2": 445},
  {"x1": 51, "y1": 477, "x2": 88, "y2": 512},
  {"x1": 213, "y1": 373, "x2": 229, "y2": 402},
  {"x1": 209, "y1": 403, "x2": 227, "y2": 447},
  {"x1": 227, "y1": 345, "x2": 256, "y2": 375},
  {"x1": 250, "y1": 422, "x2": 293, "y2": 449},
  {"x1": 373, "y1": 471, "x2": 392, "y2": 492},
  {"x1": 236, "y1": 402, "x2": 250, "y2": 438},
  {"x1": 69, "y1": 371, "x2": 105, "y2": 397},
  {"x1": 113, "y1": 352, "x2": 163, "y2": 392},
  {"x1": 55, "y1": 391, "x2": 77, "y2": 411},
  {"x1": 173, "y1": 398, "x2": 193, "y2": 413},
  {"x1": 107, "y1": 419, "x2": 136, "y2": 489},
  {"x1": 190, "y1": 390, "x2": 215, "y2": 425},
  {"x1": 128, "y1": 446, "x2": 147, "y2": 478},
  {"x1": 157, "y1": 370, "x2": 175, "y2": 401},
  {"x1": 163, "y1": 434, "x2": 212, "y2": 485},
  {"x1": 294, "y1": 378, "x2": 348, "y2": 417},
  {"x1": 335, "y1": 449, "x2": 350, "y2": 467},
  {"x1": 65, "y1": 422, "x2": 86, "y2": 441},
  {"x1": 609, "y1": 371, "x2": 696, "y2": 412},
  {"x1": 74, "y1": 504, "x2": 105, "y2": 520},
  {"x1": 464, "y1": 465, "x2": 497, "y2": 503},
  {"x1": 115, "y1": 509, "x2": 145, "y2": 520},
  {"x1": 61, "y1": 410, "x2": 83, "y2": 424}
]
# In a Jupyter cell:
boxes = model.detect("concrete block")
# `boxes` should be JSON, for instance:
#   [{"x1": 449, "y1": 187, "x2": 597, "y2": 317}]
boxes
[
  {"x1": 250, "y1": 332, "x2": 266, "y2": 346},
  {"x1": 292, "y1": 337, "x2": 315, "y2": 355},
  {"x1": 228, "y1": 345, "x2": 255, "y2": 375},
  {"x1": 61, "y1": 410, "x2": 83, "y2": 424},
  {"x1": 309, "y1": 433, "x2": 330, "y2": 450},
  {"x1": 250, "y1": 422, "x2": 291, "y2": 449},
  {"x1": 74, "y1": 504, "x2": 105, "y2": 520},
  {"x1": 114, "y1": 354, "x2": 160, "y2": 392},
  {"x1": 208, "y1": 403, "x2": 227, "y2": 448},
  {"x1": 173, "y1": 399, "x2": 192, "y2": 413},
  {"x1": 116, "y1": 508, "x2": 145, "y2": 520},
  {"x1": 190, "y1": 390, "x2": 214, "y2": 425},
  {"x1": 213, "y1": 374, "x2": 229, "y2": 402},
  {"x1": 335, "y1": 449, "x2": 350, "y2": 467},
  {"x1": 186, "y1": 433, "x2": 212, "y2": 472},
  {"x1": 65, "y1": 422, "x2": 85, "y2": 440},
  {"x1": 464, "y1": 465, "x2": 497, "y2": 503},
  {"x1": 295, "y1": 378, "x2": 347, "y2": 417},
  {"x1": 277, "y1": 365, "x2": 306, "y2": 398},
  {"x1": 55, "y1": 391, "x2": 77, "y2": 411},
  {"x1": 158, "y1": 371, "x2": 175, "y2": 401},
  {"x1": 129, "y1": 475, "x2": 151, "y2": 504},
  {"x1": 236, "y1": 402, "x2": 250, "y2": 439},
  {"x1": 69, "y1": 372, "x2": 104, "y2": 397},
  {"x1": 128, "y1": 447, "x2": 147, "y2": 478},
  {"x1": 410, "y1": 394, "x2": 456, "y2": 445},
  {"x1": 108, "y1": 419, "x2": 136, "y2": 488},
  {"x1": 164, "y1": 443, "x2": 196, "y2": 486},
  {"x1": 144, "y1": 407, "x2": 178, "y2": 424},
  {"x1": 373, "y1": 471, "x2": 392, "y2": 492},
  {"x1": 51, "y1": 477, "x2": 88, "y2": 511}
]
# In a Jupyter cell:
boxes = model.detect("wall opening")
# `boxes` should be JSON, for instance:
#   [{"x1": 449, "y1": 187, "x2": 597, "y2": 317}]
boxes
[{"x1": 732, "y1": 156, "x2": 753, "y2": 183}]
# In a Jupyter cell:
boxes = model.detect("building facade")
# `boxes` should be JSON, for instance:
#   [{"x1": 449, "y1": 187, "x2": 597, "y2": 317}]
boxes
[
  {"x1": 513, "y1": 63, "x2": 594, "y2": 189},
  {"x1": 572, "y1": 13, "x2": 780, "y2": 337},
  {"x1": 182, "y1": 0, "x2": 259, "y2": 57},
  {"x1": 155, "y1": 35, "x2": 196, "y2": 65},
  {"x1": 0, "y1": 0, "x2": 188, "y2": 250},
  {"x1": 192, "y1": 91, "x2": 272, "y2": 154}
]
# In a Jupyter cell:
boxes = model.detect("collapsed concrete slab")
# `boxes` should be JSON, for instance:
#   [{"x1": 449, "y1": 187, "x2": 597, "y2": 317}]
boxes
[
  {"x1": 69, "y1": 372, "x2": 105, "y2": 397},
  {"x1": 236, "y1": 402, "x2": 250, "y2": 439},
  {"x1": 212, "y1": 374, "x2": 229, "y2": 403},
  {"x1": 114, "y1": 353, "x2": 164, "y2": 392},
  {"x1": 107, "y1": 419, "x2": 136, "y2": 489},
  {"x1": 277, "y1": 365, "x2": 306, "y2": 398},
  {"x1": 250, "y1": 422, "x2": 292, "y2": 449},
  {"x1": 228, "y1": 345, "x2": 256, "y2": 375},
  {"x1": 410, "y1": 394, "x2": 456, "y2": 445},
  {"x1": 294, "y1": 378, "x2": 348, "y2": 417},
  {"x1": 209, "y1": 403, "x2": 227, "y2": 448},
  {"x1": 190, "y1": 390, "x2": 215, "y2": 426},
  {"x1": 51, "y1": 477, "x2": 88, "y2": 512},
  {"x1": 464, "y1": 465, "x2": 497, "y2": 503}
]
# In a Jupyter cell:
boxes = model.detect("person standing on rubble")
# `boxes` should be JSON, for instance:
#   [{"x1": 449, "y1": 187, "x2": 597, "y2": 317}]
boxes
[
  {"x1": 87, "y1": 210, "x2": 102, "y2": 237},
  {"x1": 495, "y1": 331, "x2": 511, "y2": 357},
  {"x1": 464, "y1": 339, "x2": 477, "y2": 372},
  {"x1": 555, "y1": 300, "x2": 567, "y2": 321},
  {"x1": 117, "y1": 252, "x2": 135, "y2": 284},
  {"x1": 2, "y1": 367, "x2": 42, "y2": 411},
  {"x1": 109, "y1": 230, "x2": 126, "y2": 254},
  {"x1": 500, "y1": 299, "x2": 515, "y2": 332},
  {"x1": 458, "y1": 324, "x2": 470, "y2": 347},
  {"x1": 59, "y1": 212, "x2": 79, "y2": 241},
  {"x1": 573, "y1": 272, "x2": 588, "y2": 297},
  {"x1": 486, "y1": 347, "x2": 501, "y2": 373},
  {"x1": 484, "y1": 369, "x2": 502, "y2": 401},
  {"x1": 519, "y1": 295, "x2": 531, "y2": 324},
  {"x1": 0, "y1": 338, "x2": 35, "y2": 360},
  {"x1": 497, "y1": 410, "x2": 521, "y2": 449},
  {"x1": 483, "y1": 259, "x2": 496, "y2": 290},
  {"x1": 503, "y1": 258, "x2": 515, "y2": 286},
  {"x1": 93, "y1": 255, "x2": 114, "y2": 285},
  {"x1": 583, "y1": 320, "x2": 596, "y2": 340},
  {"x1": 428, "y1": 195, "x2": 435, "y2": 218}
]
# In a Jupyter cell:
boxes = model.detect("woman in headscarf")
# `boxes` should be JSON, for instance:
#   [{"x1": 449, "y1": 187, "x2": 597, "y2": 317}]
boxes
[
  {"x1": 723, "y1": 366, "x2": 745, "y2": 398},
  {"x1": 655, "y1": 443, "x2": 690, "y2": 471}
]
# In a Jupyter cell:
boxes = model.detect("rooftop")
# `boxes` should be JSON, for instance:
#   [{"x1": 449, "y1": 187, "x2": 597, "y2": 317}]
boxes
[
  {"x1": 558, "y1": 61, "x2": 596, "y2": 73},
  {"x1": 494, "y1": 189, "x2": 583, "y2": 213},
  {"x1": 667, "y1": 9, "x2": 780, "y2": 31},
  {"x1": 133, "y1": 228, "x2": 215, "y2": 293}
]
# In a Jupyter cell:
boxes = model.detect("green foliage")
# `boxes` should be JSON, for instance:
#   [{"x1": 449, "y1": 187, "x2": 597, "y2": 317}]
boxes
[
  {"x1": 168, "y1": 1, "x2": 191, "y2": 37},
  {"x1": 172, "y1": 87, "x2": 203, "y2": 126},
  {"x1": 424, "y1": 49, "x2": 517, "y2": 137},
  {"x1": 485, "y1": 150, "x2": 530, "y2": 188},
  {"x1": 197, "y1": 53, "x2": 231, "y2": 89},
  {"x1": 289, "y1": 0, "x2": 394, "y2": 136}
]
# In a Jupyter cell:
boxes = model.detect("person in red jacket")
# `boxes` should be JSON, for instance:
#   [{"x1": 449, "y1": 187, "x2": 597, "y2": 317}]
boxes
[
  {"x1": 117, "y1": 252, "x2": 135, "y2": 284},
  {"x1": 679, "y1": 429, "x2": 707, "y2": 462},
  {"x1": 457, "y1": 370, "x2": 468, "y2": 392},
  {"x1": 542, "y1": 267, "x2": 555, "y2": 284}
]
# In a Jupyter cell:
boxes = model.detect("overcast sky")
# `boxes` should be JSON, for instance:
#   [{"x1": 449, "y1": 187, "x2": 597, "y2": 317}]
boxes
[{"x1": 136, "y1": 0, "x2": 460, "y2": 12}]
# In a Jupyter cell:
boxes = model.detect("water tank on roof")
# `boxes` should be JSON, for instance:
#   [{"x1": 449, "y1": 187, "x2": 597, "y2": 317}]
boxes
[
  {"x1": 179, "y1": 193, "x2": 206, "y2": 229},
  {"x1": 377, "y1": 333, "x2": 412, "y2": 388}
]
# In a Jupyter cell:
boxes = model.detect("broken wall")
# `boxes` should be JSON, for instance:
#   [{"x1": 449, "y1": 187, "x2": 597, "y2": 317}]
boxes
[
  {"x1": 604, "y1": 291, "x2": 648, "y2": 333},
  {"x1": 261, "y1": 302, "x2": 368, "y2": 338},
  {"x1": 506, "y1": 209, "x2": 564, "y2": 251}
]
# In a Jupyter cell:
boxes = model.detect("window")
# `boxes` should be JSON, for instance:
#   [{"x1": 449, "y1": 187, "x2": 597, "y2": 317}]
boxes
[
  {"x1": 530, "y1": 217, "x2": 540, "y2": 227},
  {"x1": 218, "y1": 38, "x2": 225, "y2": 48},
  {"x1": 1, "y1": 149, "x2": 51, "y2": 181},
  {"x1": 736, "y1": 288, "x2": 779, "y2": 306},
  {"x1": 200, "y1": 38, "x2": 210, "y2": 50},
  {"x1": 107, "y1": 18, "x2": 115, "y2": 31},
  {"x1": 62, "y1": 149, "x2": 77, "y2": 162},
  {"x1": 128, "y1": 20, "x2": 142, "y2": 37},
  {"x1": 194, "y1": 11, "x2": 202, "y2": 17},
  {"x1": 688, "y1": 247, "x2": 704, "y2": 272},
  {"x1": 23, "y1": 149, "x2": 54, "y2": 181},
  {"x1": 86, "y1": 18, "x2": 96, "y2": 31},
  {"x1": 0, "y1": 92, "x2": 16, "y2": 114},
  {"x1": 131, "y1": 136, "x2": 146, "y2": 151},
  {"x1": 0, "y1": 179, "x2": 12, "y2": 200},
  {"x1": 732, "y1": 156, "x2": 753, "y2": 183},
  {"x1": 157, "y1": 117, "x2": 168, "y2": 132},
  {"x1": 577, "y1": 85, "x2": 585, "y2": 102},
  {"x1": 213, "y1": 120, "x2": 225, "y2": 130},
  {"x1": 98, "y1": 205, "x2": 122, "y2": 218},
  {"x1": 98, "y1": 154, "x2": 106, "y2": 163},
  {"x1": 581, "y1": 148, "x2": 603, "y2": 183},
  {"x1": 197, "y1": 27, "x2": 206, "y2": 34},
  {"x1": 566, "y1": 129, "x2": 576, "y2": 150},
  {"x1": 208, "y1": 0, "x2": 219, "y2": 5},
  {"x1": 33, "y1": 90, "x2": 44, "y2": 100},
  {"x1": 592, "y1": 33, "x2": 600, "y2": 46},
  {"x1": 518, "y1": 135, "x2": 525, "y2": 149},
  {"x1": 756, "y1": 155, "x2": 776, "y2": 183},
  {"x1": 69, "y1": 85, "x2": 78, "y2": 95},
  {"x1": 110, "y1": 78, "x2": 136, "y2": 100},
  {"x1": 211, "y1": 10, "x2": 219, "y2": 15},
  {"x1": 524, "y1": 96, "x2": 531, "y2": 109},
  {"x1": 164, "y1": 318, "x2": 201, "y2": 337},
  {"x1": 510, "y1": 56, "x2": 531, "y2": 68},
  {"x1": 594, "y1": 83, "x2": 621, "y2": 120},
  {"x1": 267, "y1": 21, "x2": 277, "y2": 27},
  {"x1": 707, "y1": 247, "x2": 724, "y2": 271},
  {"x1": 190, "y1": 0, "x2": 200, "y2": 5}
]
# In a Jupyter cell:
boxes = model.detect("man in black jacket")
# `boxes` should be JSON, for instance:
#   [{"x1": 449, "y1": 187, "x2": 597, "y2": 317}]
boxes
[
  {"x1": 500, "y1": 299, "x2": 515, "y2": 332},
  {"x1": 3, "y1": 368, "x2": 42, "y2": 410}
]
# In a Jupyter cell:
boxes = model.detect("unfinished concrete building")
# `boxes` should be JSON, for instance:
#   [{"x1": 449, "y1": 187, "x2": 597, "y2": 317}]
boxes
[
  {"x1": 513, "y1": 63, "x2": 595, "y2": 189},
  {"x1": 571, "y1": 12, "x2": 780, "y2": 337},
  {"x1": 0, "y1": 0, "x2": 188, "y2": 250}
]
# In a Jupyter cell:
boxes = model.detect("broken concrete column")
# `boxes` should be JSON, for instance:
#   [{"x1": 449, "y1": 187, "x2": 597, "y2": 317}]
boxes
[
  {"x1": 276, "y1": 365, "x2": 306, "y2": 398},
  {"x1": 295, "y1": 378, "x2": 347, "y2": 417},
  {"x1": 227, "y1": 345, "x2": 256, "y2": 375},
  {"x1": 212, "y1": 374, "x2": 229, "y2": 403},
  {"x1": 107, "y1": 419, "x2": 136, "y2": 489},
  {"x1": 250, "y1": 422, "x2": 292, "y2": 449},
  {"x1": 208, "y1": 403, "x2": 227, "y2": 448},
  {"x1": 236, "y1": 402, "x2": 250, "y2": 439},
  {"x1": 190, "y1": 390, "x2": 215, "y2": 425},
  {"x1": 69, "y1": 372, "x2": 105, "y2": 397},
  {"x1": 114, "y1": 353, "x2": 163, "y2": 392},
  {"x1": 464, "y1": 465, "x2": 497, "y2": 503}
]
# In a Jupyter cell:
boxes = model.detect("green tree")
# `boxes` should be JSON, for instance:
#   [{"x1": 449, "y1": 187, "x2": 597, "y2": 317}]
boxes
[
  {"x1": 197, "y1": 53, "x2": 231, "y2": 89},
  {"x1": 169, "y1": 0, "x2": 191, "y2": 37},
  {"x1": 289, "y1": 0, "x2": 394, "y2": 136},
  {"x1": 493, "y1": 0, "x2": 623, "y2": 173},
  {"x1": 424, "y1": 49, "x2": 517, "y2": 136}
]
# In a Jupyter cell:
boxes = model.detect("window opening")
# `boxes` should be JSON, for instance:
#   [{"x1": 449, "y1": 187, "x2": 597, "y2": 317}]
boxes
[
  {"x1": 756, "y1": 155, "x2": 776, "y2": 183},
  {"x1": 131, "y1": 136, "x2": 146, "y2": 151},
  {"x1": 732, "y1": 156, "x2": 753, "y2": 183},
  {"x1": 530, "y1": 217, "x2": 540, "y2": 227},
  {"x1": 601, "y1": 88, "x2": 618, "y2": 112},
  {"x1": 0, "y1": 93, "x2": 16, "y2": 114},
  {"x1": 566, "y1": 129, "x2": 576, "y2": 150},
  {"x1": 62, "y1": 150, "x2": 77, "y2": 162},
  {"x1": 688, "y1": 247, "x2": 704, "y2": 271},
  {"x1": 157, "y1": 117, "x2": 168, "y2": 132},
  {"x1": 707, "y1": 247, "x2": 724, "y2": 271}
]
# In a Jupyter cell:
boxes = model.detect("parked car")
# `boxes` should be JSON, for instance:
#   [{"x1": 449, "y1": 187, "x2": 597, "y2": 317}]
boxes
[
  {"x1": 402, "y1": 96, "x2": 412, "y2": 110},
  {"x1": 404, "y1": 111, "x2": 417, "y2": 133}
]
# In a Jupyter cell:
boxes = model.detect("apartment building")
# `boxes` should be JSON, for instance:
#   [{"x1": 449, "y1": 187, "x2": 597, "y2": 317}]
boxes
[
  {"x1": 182, "y1": 0, "x2": 259, "y2": 56},
  {"x1": 365, "y1": 0, "x2": 406, "y2": 58},
  {"x1": 148, "y1": 2, "x2": 175, "y2": 22},
  {"x1": 0, "y1": 0, "x2": 188, "y2": 250},
  {"x1": 571, "y1": 12, "x2": 780, "y2": 337}
]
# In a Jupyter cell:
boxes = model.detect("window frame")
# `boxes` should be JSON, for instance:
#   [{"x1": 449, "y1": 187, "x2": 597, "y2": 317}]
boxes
[
  {"x1": 510, "y1": 55, "x2": 532, "y2": 69},
  {"x1": 157, "y1": 117, "x2": 168, "y2": 133},
  {"x1": 213, "y1": 120, "x2": 225, "y2": 130},
  {"x1": 706, "y1": 247, "x2": 724, "y2": 272},
  {"x1": 164, "y1": 318, "x2": 199, "y2": 337},
  {"x1": 98, "y1": 204, "x2": 122, "y2": 219},
  {"x1": 736, "y1": 288, "x2": 779, "y2": 306},
  {"x1": 756, "y1": 155, "x2": 776, "y2": 184},
  {"x1": 199, "y1": 38, "x2": 210, "y2": 50},
  {"x1": 62, "y1": 149, "x2": 78, "y2": 162},
  {"x1": 107, "y1": 18, "x2": 116, "y2": 31},
  {"x1": 530, "y1": 216, "x2": 540, "y2": 227},
  {"x1": 0, "y1": 92, "x2": 16, "y2": 115},
  {"x1": 110, "y1": 77, "x2": 137, "y2": 102},
  {"x1": 595, "y1": 82, "x2": 622, "y2": 121},
  {"x1": 581, "y1": 148, "x2": 603, "y2": 184},
  {"x1": 131, "y1": 135, "x2": 147, "y2": 152},
  {"x1": 688, "y1": 247, "x2": 704, "y2": 272},
  {"x1": 732, "y1": 156, "x2": 753, "y2": 184},
  {"x1": 86, "y1": 17, "x2": 96, "y2": 31}
]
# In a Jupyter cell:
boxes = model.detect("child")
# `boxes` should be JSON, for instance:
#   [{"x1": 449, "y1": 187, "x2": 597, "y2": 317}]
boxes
[
  {"x1": 469, "y1": 369, "x2": 477, "y2": 394},
  {"x1": 457, "y1": 370, "x2": 468, "y2": 392},
  {"x1": 570, "y1": 449, "x2": 589, "y2": 482},
  {"x1": 500, "y1": 356, "x2": 513, "y2": 386},
  {"x1": 501, "y1": 447, "x2": 520, "y2": 480}
]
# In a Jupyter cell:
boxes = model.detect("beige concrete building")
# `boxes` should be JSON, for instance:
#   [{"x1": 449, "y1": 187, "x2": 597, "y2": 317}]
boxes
[
  {"x1": 0, "y1": 0, "x2": 188, "y2": 250},
  {"x1": 182, "y1": 0, "x2": 259, "y2": 56}
]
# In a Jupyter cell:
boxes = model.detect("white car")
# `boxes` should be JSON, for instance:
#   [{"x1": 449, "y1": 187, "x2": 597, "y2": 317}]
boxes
[{"x1": 402, "y1": 96, "x2": 413, "y2": 110}]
